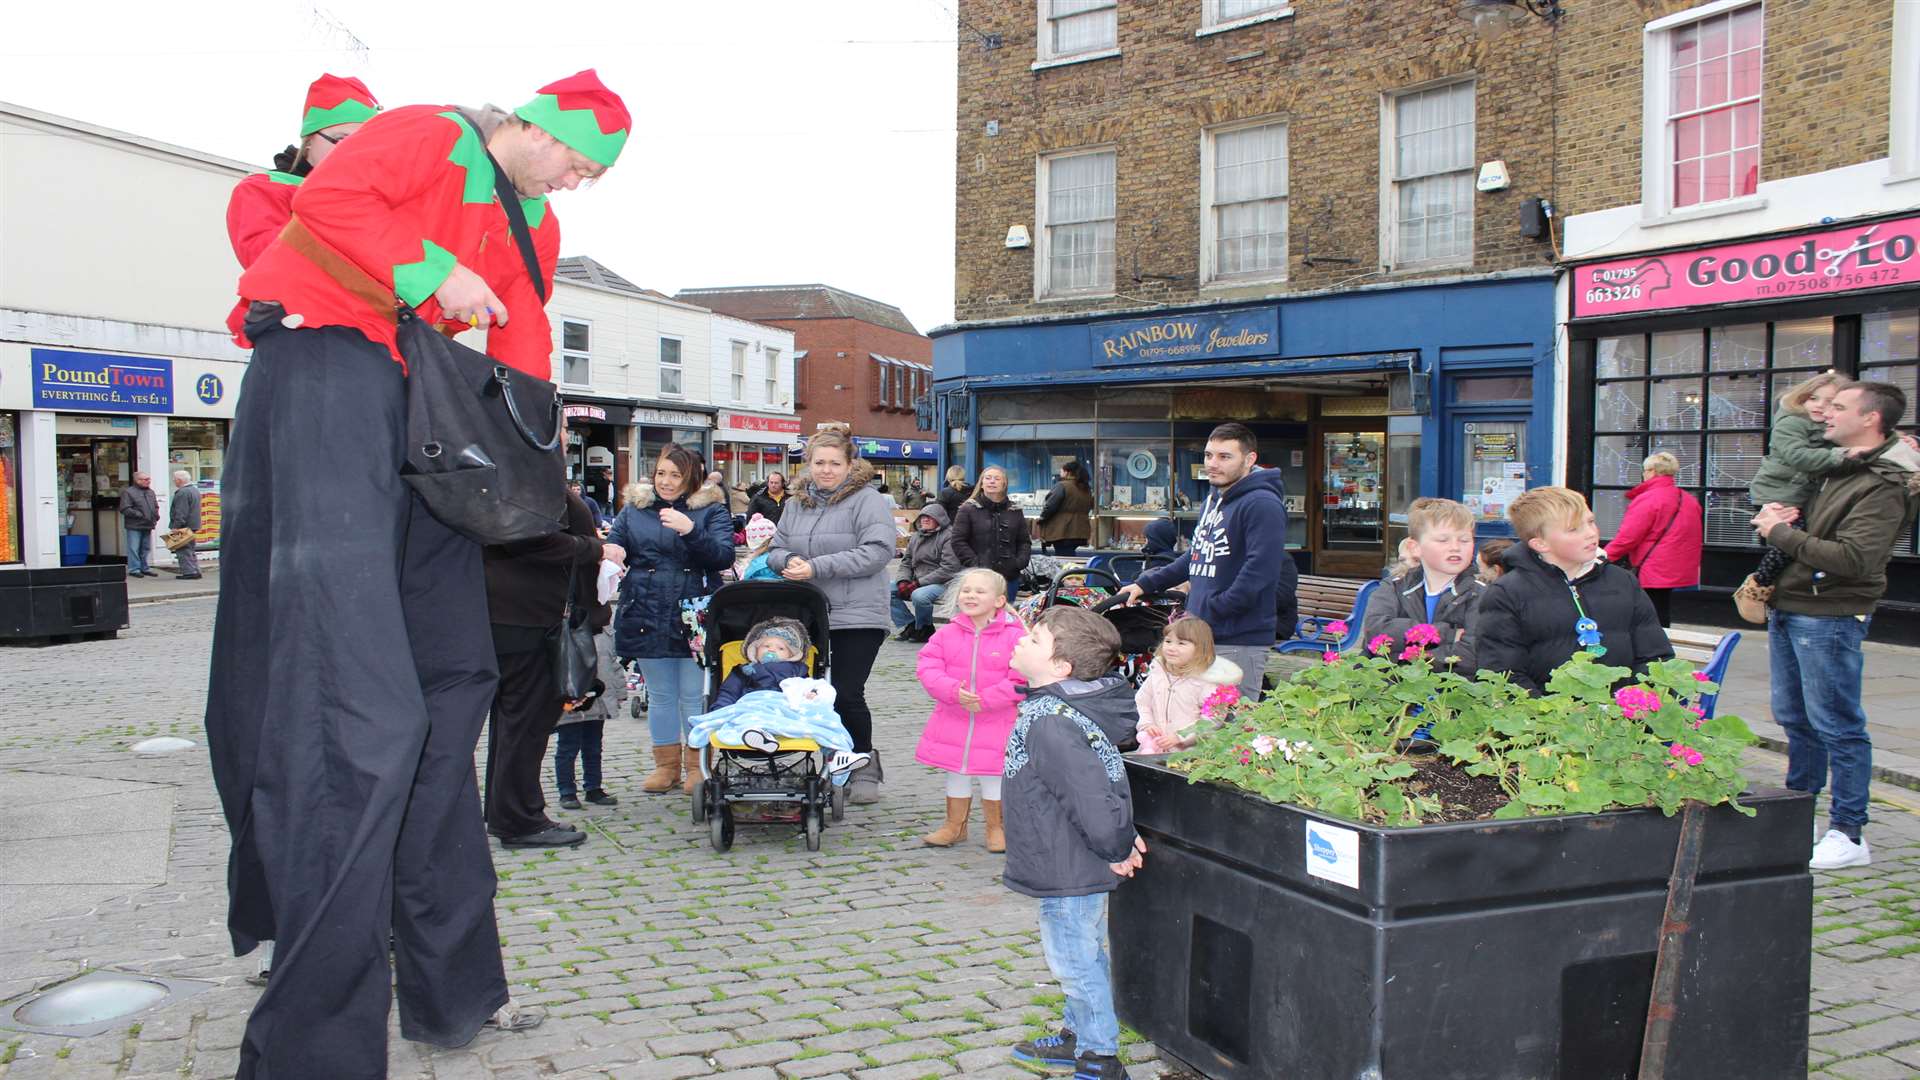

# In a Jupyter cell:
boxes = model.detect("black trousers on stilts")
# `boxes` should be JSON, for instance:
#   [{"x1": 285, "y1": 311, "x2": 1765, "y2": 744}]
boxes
[
  {"x1": 204, "y1": 323, "x2": 507, "y2": 1080},
  {"x1": 486, "y1": 636, "x2": 564, "y2": 838}
]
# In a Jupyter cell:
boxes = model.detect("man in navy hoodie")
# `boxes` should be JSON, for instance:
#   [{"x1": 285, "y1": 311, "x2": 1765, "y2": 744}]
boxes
[{"x1": 1118, "y1": 423, "x2": 1290, "y2": 697}]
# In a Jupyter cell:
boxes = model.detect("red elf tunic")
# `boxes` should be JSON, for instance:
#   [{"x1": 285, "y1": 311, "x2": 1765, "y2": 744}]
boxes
[
  {"x1": 234, "y1": 104, "x2": 559, "y2": 378},
  {"x1": 224, "y1": 171, "x2": 304, "y2": 338}
]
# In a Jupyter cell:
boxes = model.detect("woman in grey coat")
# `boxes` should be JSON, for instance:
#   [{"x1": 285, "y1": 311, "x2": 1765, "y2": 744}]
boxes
[{"x1": 769, "y1": 428, "x2": 899, "y2": 803}]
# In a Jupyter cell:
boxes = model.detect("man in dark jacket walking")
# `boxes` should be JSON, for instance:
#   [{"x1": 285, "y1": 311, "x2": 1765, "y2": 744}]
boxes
[
  {"x1": 168, "y1": 471, "x2": 204, "y2": 579},
  {"x1": 1002, "y1": 606, "x2": 1146, "y2": 1080},
  {"x1": 1753, "y1": 381, "x2": 1920, "y2": 870},
  {"x1": 118, "y1": 471, "x2": 160, "y2": 577},
  {"x1": 1118, "y1": 424, "x2": 1289, "y2": 698}
]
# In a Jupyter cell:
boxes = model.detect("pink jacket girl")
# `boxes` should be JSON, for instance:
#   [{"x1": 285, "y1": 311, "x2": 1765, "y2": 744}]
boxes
[{"x1": 914, "y1": 567, "x2": 1026, "y2": 851}]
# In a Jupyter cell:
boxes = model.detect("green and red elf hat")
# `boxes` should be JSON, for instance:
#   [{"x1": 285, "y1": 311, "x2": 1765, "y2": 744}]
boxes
[
  {"x1": 300, "y1": 74, "x2": 380, "y2": 137},
  {"x1": 514, "y1": 69, "x2": 630, "y2": 168}
]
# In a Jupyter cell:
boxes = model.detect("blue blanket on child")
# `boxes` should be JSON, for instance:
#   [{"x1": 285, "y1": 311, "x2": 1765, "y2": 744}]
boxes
[{"x1": 686, "y1": 678, "x2": 854, "y2": 752}]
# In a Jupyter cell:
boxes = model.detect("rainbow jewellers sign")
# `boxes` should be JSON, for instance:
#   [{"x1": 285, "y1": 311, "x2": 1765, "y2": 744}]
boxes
[{"x1": 1571, "y1": 215, "x2": 1920, "y2": 319}]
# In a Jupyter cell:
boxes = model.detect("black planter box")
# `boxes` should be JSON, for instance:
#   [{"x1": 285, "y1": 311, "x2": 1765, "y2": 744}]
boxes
[
  {"x1": 0, "y1": 562, "x2": 130, "y2": 641},
  {"x1": 1113, "y1": 757, "x2": 1812, "y2": 1080}
]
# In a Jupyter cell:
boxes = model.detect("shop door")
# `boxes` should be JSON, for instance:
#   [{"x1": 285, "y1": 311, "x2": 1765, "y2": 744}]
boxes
[
  {"x1": 1451, "y1": 416, "x2": 1530, "y2": 539},
  {"x1": 55, "y1": 435, "x2": 136, "y2": 558},
  {"x1": 1313, "y1": 428, "x2": 1389, "y2": 577}
]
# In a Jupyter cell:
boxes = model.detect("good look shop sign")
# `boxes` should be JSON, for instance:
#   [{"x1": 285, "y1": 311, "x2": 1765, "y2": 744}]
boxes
[{"x1": 1572, "y1": 214, "x2": 1920, "y2": 318}]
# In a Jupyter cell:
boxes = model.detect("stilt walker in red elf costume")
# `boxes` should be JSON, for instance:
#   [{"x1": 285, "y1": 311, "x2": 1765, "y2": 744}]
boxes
[
  {"x1": 205, "y1": 70, "x2": 630, "y2": 1080},
  {"x1": 215, "y1": 76, "x2": 379, "y2": 992}
]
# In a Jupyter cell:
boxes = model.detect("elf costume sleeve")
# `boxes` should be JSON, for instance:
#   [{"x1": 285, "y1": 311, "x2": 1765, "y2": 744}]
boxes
[{"x1": 226, "y1": 173, "x2": 302, "y2": 267}]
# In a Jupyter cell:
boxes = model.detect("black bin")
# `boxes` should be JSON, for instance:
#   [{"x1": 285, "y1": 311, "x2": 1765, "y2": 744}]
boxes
[
  {"x1": 0, "y1": 560, "x2": 131, "y2": 641},
  {"x1": 1113, "y1": 757, "x2": 1812, "y2": 1080}
]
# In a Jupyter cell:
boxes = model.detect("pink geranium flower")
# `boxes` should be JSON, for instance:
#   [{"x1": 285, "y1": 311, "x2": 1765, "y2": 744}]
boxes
[
  {"x1": 1322, "y1": 651, "x2": 1340, "y2": 664},
  {"x1": 1692, "y1": 671, "x2": 1712, "y2": 682},
  {"x1": 1398, "y1": 644, "x2": 1424, "y2": 661},
  {"x1": 1367, "y1": 634, "x2": 1395, "y2": 656},
  {"x1": 1614, "y1": 687, "x2": 1662, "y2": 721},
  {"x1": 1325, "y1": 620, "x2": 1349, "y2": 637},
  {"x1": 1405, "y1": 624, "x2": 1442, "y2": 647},
  {"x1": 1667, "y1": 743, "x2": 1704, "y2": 767}
]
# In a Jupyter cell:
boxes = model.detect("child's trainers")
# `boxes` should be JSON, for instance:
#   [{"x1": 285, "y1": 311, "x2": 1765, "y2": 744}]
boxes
[
  {"x1": 1010, "y1": 1029, "x2": 1078, "y2": 1073},
  {"x1": 1071, "y1": 1052, "x2": 1125, "y2": 1079}
]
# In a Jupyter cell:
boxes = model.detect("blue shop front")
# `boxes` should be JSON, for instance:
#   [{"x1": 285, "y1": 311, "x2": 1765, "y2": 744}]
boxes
[{"x1": 930, "y1": 275, "x2": 1555, "y2": 578}]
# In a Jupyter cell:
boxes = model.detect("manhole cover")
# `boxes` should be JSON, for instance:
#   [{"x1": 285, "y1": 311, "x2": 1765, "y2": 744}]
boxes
[
  {"x1": 1, "y1": 971, "x2": 213, "y2": 1038},
  {"x1": 131, "y1": 737, "x2": 197, "y2": 754}
]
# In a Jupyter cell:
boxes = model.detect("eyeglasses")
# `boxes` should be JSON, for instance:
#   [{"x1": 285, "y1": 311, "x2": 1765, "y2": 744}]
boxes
[{"x1": 313, "y1": 130, "x2": 349, "y2": 146}]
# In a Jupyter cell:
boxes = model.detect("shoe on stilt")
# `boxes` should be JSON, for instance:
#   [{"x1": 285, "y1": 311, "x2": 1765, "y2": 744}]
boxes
[
  {"x1": 641, "y1": 744, "x2": 681, "y2": 794},
  {"x1": 923, "y1": 796, "x2": 971, "y2": 847},
  {"x1": 245, "y1": 940, "x2": 275, "y2": 987},
  {"x1": 1010, "y1": 1029, "x2": 1078, "y2": 1072},
  {"x1": 681, "y1": 745, "x2": 703, "y2": 795},
  {"x1": 483, "y1": 998, "x2": 546, "y2": 1033},
  {"x1": 982, "y1": 797, "x2": 1005, "y2": 853}
]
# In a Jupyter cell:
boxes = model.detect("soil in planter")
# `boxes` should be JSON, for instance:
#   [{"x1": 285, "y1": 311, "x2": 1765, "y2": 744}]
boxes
[{"x1": 1402, "y1": 755, "x2": 1511, "y2": 822}]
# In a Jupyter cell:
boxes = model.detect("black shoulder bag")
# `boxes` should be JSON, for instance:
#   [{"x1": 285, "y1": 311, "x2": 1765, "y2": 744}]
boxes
[{"x1": 395, "y1": 113, "x2": 566, "y2": 546}]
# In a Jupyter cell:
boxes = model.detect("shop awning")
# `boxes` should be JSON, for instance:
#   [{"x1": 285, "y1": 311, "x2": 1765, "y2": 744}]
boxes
[{"x1": 949, "y1": 350, "x2": 1419, "y2": 390}]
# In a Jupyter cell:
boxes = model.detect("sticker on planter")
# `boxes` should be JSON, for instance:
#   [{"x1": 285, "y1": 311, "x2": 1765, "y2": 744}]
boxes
[{"x1": 1305, "y1": 821, "x2": 1360, "y2": 889}]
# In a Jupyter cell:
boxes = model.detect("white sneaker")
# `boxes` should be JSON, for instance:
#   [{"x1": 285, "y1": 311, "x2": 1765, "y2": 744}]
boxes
[{"x1": 1810, "y1": 829, "x2": 1871, "y2": 871}]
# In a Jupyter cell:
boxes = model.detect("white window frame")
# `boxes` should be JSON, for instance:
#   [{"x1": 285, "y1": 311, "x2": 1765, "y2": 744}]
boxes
[
  {"x1": 559, "y1": 317, "x2": 591, "y2": 387},
  {"x1": 1198, "y1": 0, "x2": 1293, "y2": 37},
  {"x1": 1892, "y1": 1, "x2": 1920, "y2": 182},
  {"x1": 1033, "y1": 0, "x2": 1119, "y2": 69},
  {"x1": 729, "y1": 340, "x2": 748, "y2": 403},
  {"x1": 658, "y1": 335, "x2": 684, "y2": 399},
  {"x1": 1035, "y1": 146, "x2": 1118, "y2": 301},
  {"x1": 1379, "y1": 77, "x2": 1477, "y2": 273},
  {"x1": 764, "y1": 346, "x2": 781, "y2": 404},
  {"x1": 1639, "y1": 0, "x2": 1767, "y2": 223},
  {"x1": 1201, "y1": 118, "x2": 1289, "y2": 287},
  {"x1": 877, "y1": 359, "x2": 892, "y2": 409}
]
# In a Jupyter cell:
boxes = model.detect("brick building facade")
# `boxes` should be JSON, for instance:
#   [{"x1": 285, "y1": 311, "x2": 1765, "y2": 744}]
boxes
[
  {"x1": 1550, "y1": 0, "x2": 1920, "y2": 631},
  {"x1": 934, "y1": 0, "x2": 1564, "y2": 573},
  {"x1": 675, "y1": 286, "x2": 938, "y2": 490}
]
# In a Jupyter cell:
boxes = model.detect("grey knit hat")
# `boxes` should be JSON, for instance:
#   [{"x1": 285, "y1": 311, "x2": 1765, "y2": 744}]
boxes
[{"x1": 745, "y1": 617, "x2": 810, "y2": 662}]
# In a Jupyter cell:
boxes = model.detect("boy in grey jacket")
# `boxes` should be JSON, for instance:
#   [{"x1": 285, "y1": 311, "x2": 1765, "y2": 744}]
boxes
[{"x1": 1003, "y1": 607, "x2": 1146, "y2": 1080}]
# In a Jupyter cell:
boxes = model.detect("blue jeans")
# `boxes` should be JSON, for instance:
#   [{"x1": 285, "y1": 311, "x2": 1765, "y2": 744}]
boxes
[
  {"x1": 126, "y1": 527, "x2": 152, "y2": 574},
  {"x1": 636, "y1": 657, "x2": 704, "y2": 748},
  {"x1": 1769, "y1": 610, "x2": 1873, "y2": 832},
  {"x1": 554, "y1": 720, "x2": 604, "y2": 797},
  {"x1": 1036, "y1": 893, "x2": 1119, "y2": 1057},
  {"x1": 890, "y1": 583, "x2": 947, "y2": 628}
]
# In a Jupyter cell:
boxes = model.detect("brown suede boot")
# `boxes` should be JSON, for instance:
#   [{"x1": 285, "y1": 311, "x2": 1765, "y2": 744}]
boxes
[
  {"x1": 682, "y1": 746, "x2": 704, "y2": 795},
  {"x1": 923, "y1": 797, "x2": 972, "y2": 847},
  {"x1": 641, "y1": 744, "x2": 680, "y2": 794},
  {"x1": 982, "y1": 798, "x2": 1006, "y2": 853}
]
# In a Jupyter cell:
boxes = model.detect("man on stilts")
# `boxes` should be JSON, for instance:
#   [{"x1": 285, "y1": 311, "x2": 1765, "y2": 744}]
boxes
[{"x1": 205, "y1": 70, "x2": 631, "y2": 1080}]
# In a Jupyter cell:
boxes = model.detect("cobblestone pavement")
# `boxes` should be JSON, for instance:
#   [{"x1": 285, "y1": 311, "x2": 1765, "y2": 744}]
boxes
[{"x1": 0, "y1": 599, "x2": 1917, "y2": 1079}]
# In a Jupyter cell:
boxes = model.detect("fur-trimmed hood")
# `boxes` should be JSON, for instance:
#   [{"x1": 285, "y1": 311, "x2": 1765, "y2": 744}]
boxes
[
  {"x1": 795, "y1": 459, "x2": 877, "y2": 509},
  {"x1": 623, "y1": 480, "x2": 726, "y2": 511},
  {"x1": 1867, "y1": 438, "x2": 1920, "y2": 496}
]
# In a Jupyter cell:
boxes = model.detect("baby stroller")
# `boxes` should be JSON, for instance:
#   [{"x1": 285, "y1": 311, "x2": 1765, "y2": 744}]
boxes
[
  {"x1": 689, "y1": 580, "x2": 843, "y2": 852},
  {"x1": 1014, "y1": 566, "x2": 1122, "y2": 625},
  {"x1": 1093, "y1": 590, "x2": 1187, "y2": 689}
]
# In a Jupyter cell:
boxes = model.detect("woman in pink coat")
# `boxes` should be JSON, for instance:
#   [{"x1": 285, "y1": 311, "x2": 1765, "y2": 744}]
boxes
[
  {"x1": 914, "y1": 568, "x2": 1026, "y2": 852},
  {"x1": 1603, "y1": 451, "x2": 1703, "y2": 628}
]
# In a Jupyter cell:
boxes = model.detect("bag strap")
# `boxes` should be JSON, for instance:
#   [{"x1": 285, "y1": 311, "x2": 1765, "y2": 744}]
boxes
[
  {"x1": 1637, "y1": 490, "x2": 1684, "y2": 564},
  {"x1": 457, "y1": 111, "x2": 547, "y2": 304}
]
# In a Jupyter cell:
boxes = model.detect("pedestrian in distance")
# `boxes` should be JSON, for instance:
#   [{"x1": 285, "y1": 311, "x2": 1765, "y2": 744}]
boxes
[
  {"x1": 936, "y1": 464, "x2": 971, "y2": 520},
  {"x1": 1603, "y1": 452, "x2": 1703, "y2": 628},
  {"x1": 914, "y1": 567, "x2": 1027, "y2": 850},
  {"x1": 1003, "y1": 606, "x2": 1147, "y2": 1080},
  {"x1": 747, "y1": 470, "x2": 789, "y2": 524},
  {"x1": 952, "y1": 465, "x2": 1031, "y2": 602},
  {"x1": 117, "y1": 471, "x2": 160, "y2": 577},
  {"x1": 609, "y1": 445, "x2": 735, "y2": 796},
  {"x1": 1036, "y1": 460, "x2": 1095, "y2": 558},
  {"x1": 1117, "y1": 423, "x2": 1290, "y2": 700},
  {"x1": 205, "y1": 70, "x2": 633, "y2": 1077},
  {"x1": 168, "y1": 470, "x2": 204, "y2": 579},
  {"x1": 769, "y1": 427, "x2": 898, "y2": 803},
  {"x1": 892, "y1": 503, "x2": 963, "y2": 642}
]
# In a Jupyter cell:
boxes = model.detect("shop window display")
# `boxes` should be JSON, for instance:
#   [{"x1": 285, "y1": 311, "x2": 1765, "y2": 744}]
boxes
[
  {"x1": 1322, "y1": 432, "x2": 1384, "y2": 551},
  {"x1": 169, "y1": 419, "x2": 228, "y2": 549},
  {"x1": 0, "y1": 413, "x2": 19, "y2": 564},
  {"x1": 981, "y1": 440, "x2": 1094, "y2": 513},
  {"x1": 1861, "y1": 310, "x2": 1920, "y2": 556}
]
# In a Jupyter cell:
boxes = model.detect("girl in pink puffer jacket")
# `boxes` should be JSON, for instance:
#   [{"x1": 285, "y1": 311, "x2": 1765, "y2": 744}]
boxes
[
  {"x1": 914, "y1": 568, "x2": 1026, "y2": 852},
  {"x1": 1135, "y1": 617, "x2": 1242, "y2": 754}
]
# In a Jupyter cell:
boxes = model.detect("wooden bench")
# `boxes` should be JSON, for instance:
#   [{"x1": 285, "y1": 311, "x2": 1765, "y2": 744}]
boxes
[
  {"x1": 1667, "y1": 627, "x2": 1742, "y2": 718},
  {"x1": 1275, "y1": 575, "x2": 1378, "y2": 654}
]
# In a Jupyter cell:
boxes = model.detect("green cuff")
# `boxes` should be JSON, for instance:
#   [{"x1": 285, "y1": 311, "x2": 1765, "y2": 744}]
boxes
[{"x1": 393, "y1": 240, "x2": 457, "y2": 308}]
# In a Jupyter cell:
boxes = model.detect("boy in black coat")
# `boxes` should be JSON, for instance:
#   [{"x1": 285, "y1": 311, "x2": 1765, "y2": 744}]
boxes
[
  {"x1": 1002, "y1": 607, "x2": 1146, "y2": 1080},
  {"x1": 1473, "y1": 487, "x2": 1672, "y2": 694}
]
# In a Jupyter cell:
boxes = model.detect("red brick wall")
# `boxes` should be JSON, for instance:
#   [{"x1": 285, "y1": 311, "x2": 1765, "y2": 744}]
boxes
[{"x1": 756, "y1": 318, "x2": 929, "y2": 441}]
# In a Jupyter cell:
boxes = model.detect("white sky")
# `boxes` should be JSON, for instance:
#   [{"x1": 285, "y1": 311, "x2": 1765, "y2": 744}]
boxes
[{"x1": 0, "y1": 0, "x2": 961, "y2": 333}]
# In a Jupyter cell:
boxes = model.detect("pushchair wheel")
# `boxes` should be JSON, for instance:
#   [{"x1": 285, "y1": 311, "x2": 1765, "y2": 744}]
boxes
[
  {"x1": 691, "y1": 779, "x2": 709, "y2": 824},
  {"x1": 829, "y1": 780, "x2": 847, "y2": 823},
  {"x1": 710, "y1": 805, "x2": 735, "y2": 852},
  {"x1": 804, "y1": 807, "x2": 822, "y2": 852}
]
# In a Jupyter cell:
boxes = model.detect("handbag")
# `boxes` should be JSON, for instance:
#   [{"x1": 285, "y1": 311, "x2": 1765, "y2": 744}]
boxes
[
  {"x1": 1620, "y1": 492, "x2": 1682, "y2": 580},
  {"x1": 390, "y1": 111, "x2": 565, "y2": 545},
  {"x1": 161, "y1": 528, "x2": 195, "y2": 552},
  {"x1": 552, "y1": 599, "x2": 598, "y2": 703}
]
